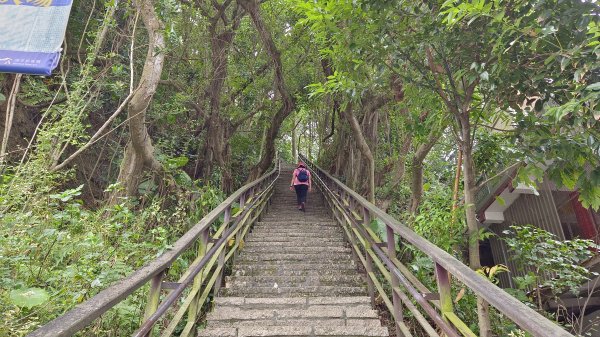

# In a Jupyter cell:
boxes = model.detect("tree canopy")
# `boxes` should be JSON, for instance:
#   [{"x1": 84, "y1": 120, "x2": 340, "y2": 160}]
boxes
[{"x1": 0, "y1": 0, "x2": 598, "y2": 335}]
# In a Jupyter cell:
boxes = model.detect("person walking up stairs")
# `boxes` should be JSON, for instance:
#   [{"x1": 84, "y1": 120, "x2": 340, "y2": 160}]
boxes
[
  {"x1": 290, "y1": 161, "x2": 311, "y2": 212},
  {"x1": 199, "y1": 163, "x2": 389, "y2": 337}
]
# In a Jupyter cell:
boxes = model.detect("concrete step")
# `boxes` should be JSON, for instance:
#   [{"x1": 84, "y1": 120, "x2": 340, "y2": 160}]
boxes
[
  {"x1": 248, "y1": 231, "x2": 344, "y2": 238},
  {"x1": 256, "y1": 221, "x2": 338, "y2": 227},
  {"x1": 232, "y1": 264, "x2": 358, "y2": 277},
  {"x1": 242, "y1": 241, "x2": 347, "y2": 249},
  {"x1": 265, "y1": 208, "x2": 329, "y2": 212},
  {"x1": 221, "y1": 285, "x2": 367, "y2": 297},
  {"x1": 266, "y1": 202, "x2": 328, "y2": 206},
  {"x1": 252, "y1": 224, "x2": 340, "y2": 230},
  {"x1": 236, "y1": 253, "x2": 353, "y2": 263},
  {"x1": 213, "y1": 297, "x2": 372, "y2": 309},
  {"x1": 251, "y1": 226, "x2": 342, "y2": 234},
  {"x1": 270, "y1": 198, "x2": 324, "y2": 201},
  {"x1": 198, "y1": 326, "x2": 389, "y2": 337},
  {"x1": 267, "y1": 202, "x2": 327, "y2": 205},
  {"x1": 262, "y1": 214, "x2": 331, "y2": 218},
  {"x1": 262, "y1": 210, "x2": 330, "y2": 214},
  {"x1": 241, "y1": 246, "x2": 350, "y2": 254},
  {"x1": 249, "y1": 226, "x2": 342, "y2": 232},
  {"x1": 246, "y1": 232, "x2": 344, "y2": 240},
  {"x1": 207, "y1": 319, "x2": 382, "y2": 328},
  {"x1": 260, "y1": 215, "x2": 332, "y2": 219},
  {"x1": 225, "y1": 275, "x2": 364, "y2": 288},
  {"x1": 208, "y1": 304, "x2": 378, "y2": 320},
  {"x1": 242, "y1": 241, "x2": 347, "y2": 248},
  {"x1": 260, "y1": 217, "x2": 333, "y2": 222},
  {"x1": 206, "y1": 305, "x2": 379, "y2": 325},
  {"x1": 244, "y1": 237, "x2": 347, "y2": 244}
]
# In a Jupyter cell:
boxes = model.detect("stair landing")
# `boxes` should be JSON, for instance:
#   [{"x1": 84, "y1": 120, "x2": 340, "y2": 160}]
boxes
[{"x1": 199, "y1": 164, "x2": 389, "y2": 337}]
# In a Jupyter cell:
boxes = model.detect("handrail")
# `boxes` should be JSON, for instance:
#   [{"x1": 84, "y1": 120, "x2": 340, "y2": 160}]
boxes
[
  {"x1": 28, "y1": 160, "x2": 281, "y2": 337},
  {"x1": 300, "y1": 154, "x2": 572, "y2": 337}
]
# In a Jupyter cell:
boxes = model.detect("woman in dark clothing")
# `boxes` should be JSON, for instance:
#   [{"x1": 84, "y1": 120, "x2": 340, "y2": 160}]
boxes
[{"x1": 289, "y1": 161, "x2": 312, "y2": 211}]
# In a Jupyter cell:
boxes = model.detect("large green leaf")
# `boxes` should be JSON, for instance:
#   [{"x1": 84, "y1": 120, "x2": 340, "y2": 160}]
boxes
[
  {"x1": 9, "y1": 287, "x2": 50, "y2": 309},
  {"x1": 586, "y1": 82, "x2": 600, "y2": 91},
  {"x1": 165, "y1": 156, "x2": 189, "y2": 169}
]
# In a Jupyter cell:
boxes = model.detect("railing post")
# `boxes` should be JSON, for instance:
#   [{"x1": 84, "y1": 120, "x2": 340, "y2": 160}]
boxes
[
  {"x1": 214, "y1": 206, "x2": 231, "y2": 296},
  {"x1": 232, "y1": 191, "x2": 247, "y2": 259},
  {"x1": 142, "y1": 270, "x2": 165, "y2": 337},
  {"x1": 435, "y1": 263, "x2": 454, "y2": 322},
  {"x1": 362, "y1": 206, "x2": 376, "y2": 306},
  {"x1": 340, "y1": 193, "x2": 360, "y2": 269},
  {"x1": 387, "y1": 225, "x2": 404, "y2": 337},
  {"x1": 182, "y1": 229, "x2": 210, "y2": 337},
  {"x1": 261, "y1": 183, "x2": 269, "y2": 216},
  {"x1": 239, "y1": 192, "x2": 246, "y2": 209}
]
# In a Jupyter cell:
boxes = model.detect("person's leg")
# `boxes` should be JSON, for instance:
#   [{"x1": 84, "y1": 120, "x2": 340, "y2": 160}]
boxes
[
  {"x1": 294, "y1": 185, "x2": 302, "y2": 209},
  {"x1": 299, "y1": 185, "x2": 308, "y2": 211}
]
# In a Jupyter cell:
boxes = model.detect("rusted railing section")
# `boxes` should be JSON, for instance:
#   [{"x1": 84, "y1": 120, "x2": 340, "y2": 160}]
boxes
[
  {"x1": 300, "y1": 155, "x2": 572, "y2": 337},
  {"x1": 27, "y1": 160, "x2": 280, "y2": 337}
]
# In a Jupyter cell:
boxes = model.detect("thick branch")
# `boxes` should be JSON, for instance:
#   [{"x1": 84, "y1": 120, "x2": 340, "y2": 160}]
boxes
[
  {"x1": 127, "y1": 0, "x2": 165, "y2": 171},
  {"x1": 342, "y1": 102, "x2": 375, "y2": 203},
  {"x1": 239, "y1": 0, "x2": 295, "y2": 179},
  {"x1": 321, "y1": 58, "x2": 339, "y2": 142}
]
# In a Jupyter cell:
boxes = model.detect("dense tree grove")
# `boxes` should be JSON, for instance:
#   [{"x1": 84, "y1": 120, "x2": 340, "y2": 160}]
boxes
[{"x1": 0, "y1": 0, "x2": 598, "y2": 336}]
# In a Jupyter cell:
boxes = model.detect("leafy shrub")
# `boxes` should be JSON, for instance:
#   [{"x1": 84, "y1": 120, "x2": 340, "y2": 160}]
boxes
[
  {"x1": 503, "y1": 225, "x2": 596, "y2": 300},
  {"x1": 0, "y1": 180, "x2": 221, "y2": 336}
]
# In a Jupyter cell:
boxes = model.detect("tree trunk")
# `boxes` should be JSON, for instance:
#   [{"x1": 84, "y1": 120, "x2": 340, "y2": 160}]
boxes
[
  {"x1": 425, "y1": 45, "x2": 491, "y2": 335},
  {"x1": 240, "y1": 0, "x2": 295, "y2": 180},
  {"x1": 111, "y1": 0, "x2": 165, "y2": 199},
  {"x1": 451, "y1": 149, "x2": 463, "y2": 221},
  {"x1": 259, "y1": 124, "x2": 267, "y2": 159},
  {"x1": 291, "y1": 117, "x2": 298, "y2": 163},
  {"x1": 192, "y1": 2, "x2": 243, "y2": 192},
  {"x1": 334, "y1": 129, "x2": 346, "y2": 176},
  {"x1": 459, "y1": 113, "x2": 492, "y2": 337},
  {"x1": 321, "y1": 58, "x2": 339, "y2": 143},
  {"x1": 1, "y1": 74, "x2": 22, "y2": 167},
  {"x1": 308, "y1": 120, "x2": 313, "y2": 160},
  {"x1": 393, "y1": 136, "x2": 412, "y2": 183},
  {"x1": 342, "y1": 103, "x2": 375, "y2": 203},
  {"x1": 410, "y1": 131, "x2": 441, "y2": 214},
  {"x1": 194, "y1": 23, "x2": 236, "y2": 181},
  {"x1": 221, "y1": 141, "x2": 233, "y2": 193}
]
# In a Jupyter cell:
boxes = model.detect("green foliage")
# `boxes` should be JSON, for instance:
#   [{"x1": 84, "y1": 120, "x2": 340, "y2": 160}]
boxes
[
  {"x1": 441, "y1": 0, "x2": 600, "y2": 209},
  {"x1": 2, "y1": 0, "x2": 598, "y2": 335},
  {"x1": 9, "y1": 288, "x2": 50, "y2": 309},
  {"x1": 476, "y1": 264, "x2": 509, "y2": 285},
  {"x1": 0, "y1": 176, "x2": 221, "y2": 335},
  {"x1": 412, "y1": 184, "x2": 465, "y2": 255},
  {"x1": 503, "y1": 225, "x2": 597, "y2": 298},
  {"x1": 473, "y1": 131, "x2": 513, "y2": 178}
]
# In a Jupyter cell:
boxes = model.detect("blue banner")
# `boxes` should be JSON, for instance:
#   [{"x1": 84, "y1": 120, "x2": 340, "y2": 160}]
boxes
[
  {"x1": 0, "y1": 0, "x2": 72, "y2": 6},
  {"x1": 0, "y1": 0, "x2": 73, "y2": 75},
  {"x1": 0, "y1": 50, "x2": 60, "y2": 75}
]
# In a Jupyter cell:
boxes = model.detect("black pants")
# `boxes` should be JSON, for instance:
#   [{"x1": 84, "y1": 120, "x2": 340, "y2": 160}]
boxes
[{"x1": 294, "y1": 184, "x2": 308, "y2": 204}]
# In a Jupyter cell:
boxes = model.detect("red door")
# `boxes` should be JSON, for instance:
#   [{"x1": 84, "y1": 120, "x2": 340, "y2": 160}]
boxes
[{"x1": 571, "y1": 192, "x2": 598, "y2": 242}]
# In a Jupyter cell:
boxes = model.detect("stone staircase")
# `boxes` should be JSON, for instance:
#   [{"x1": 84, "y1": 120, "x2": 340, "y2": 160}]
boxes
[{"x1": 199, "y1": 164, "x2": 389, "y2": 337}]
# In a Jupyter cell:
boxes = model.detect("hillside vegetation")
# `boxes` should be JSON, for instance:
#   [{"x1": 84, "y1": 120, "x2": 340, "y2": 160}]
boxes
[{"x1": 0, "y1": 0, "x2": 598, "y2": 336}]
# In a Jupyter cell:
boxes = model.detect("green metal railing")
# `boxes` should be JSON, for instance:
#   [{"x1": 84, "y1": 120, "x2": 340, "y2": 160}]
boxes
[
  {"x1": 300, "y1": 154, "x2": 572, "y2": 337},
  {"x1": 27, "y1": 160, "x2": 280, "y2": 337}
]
